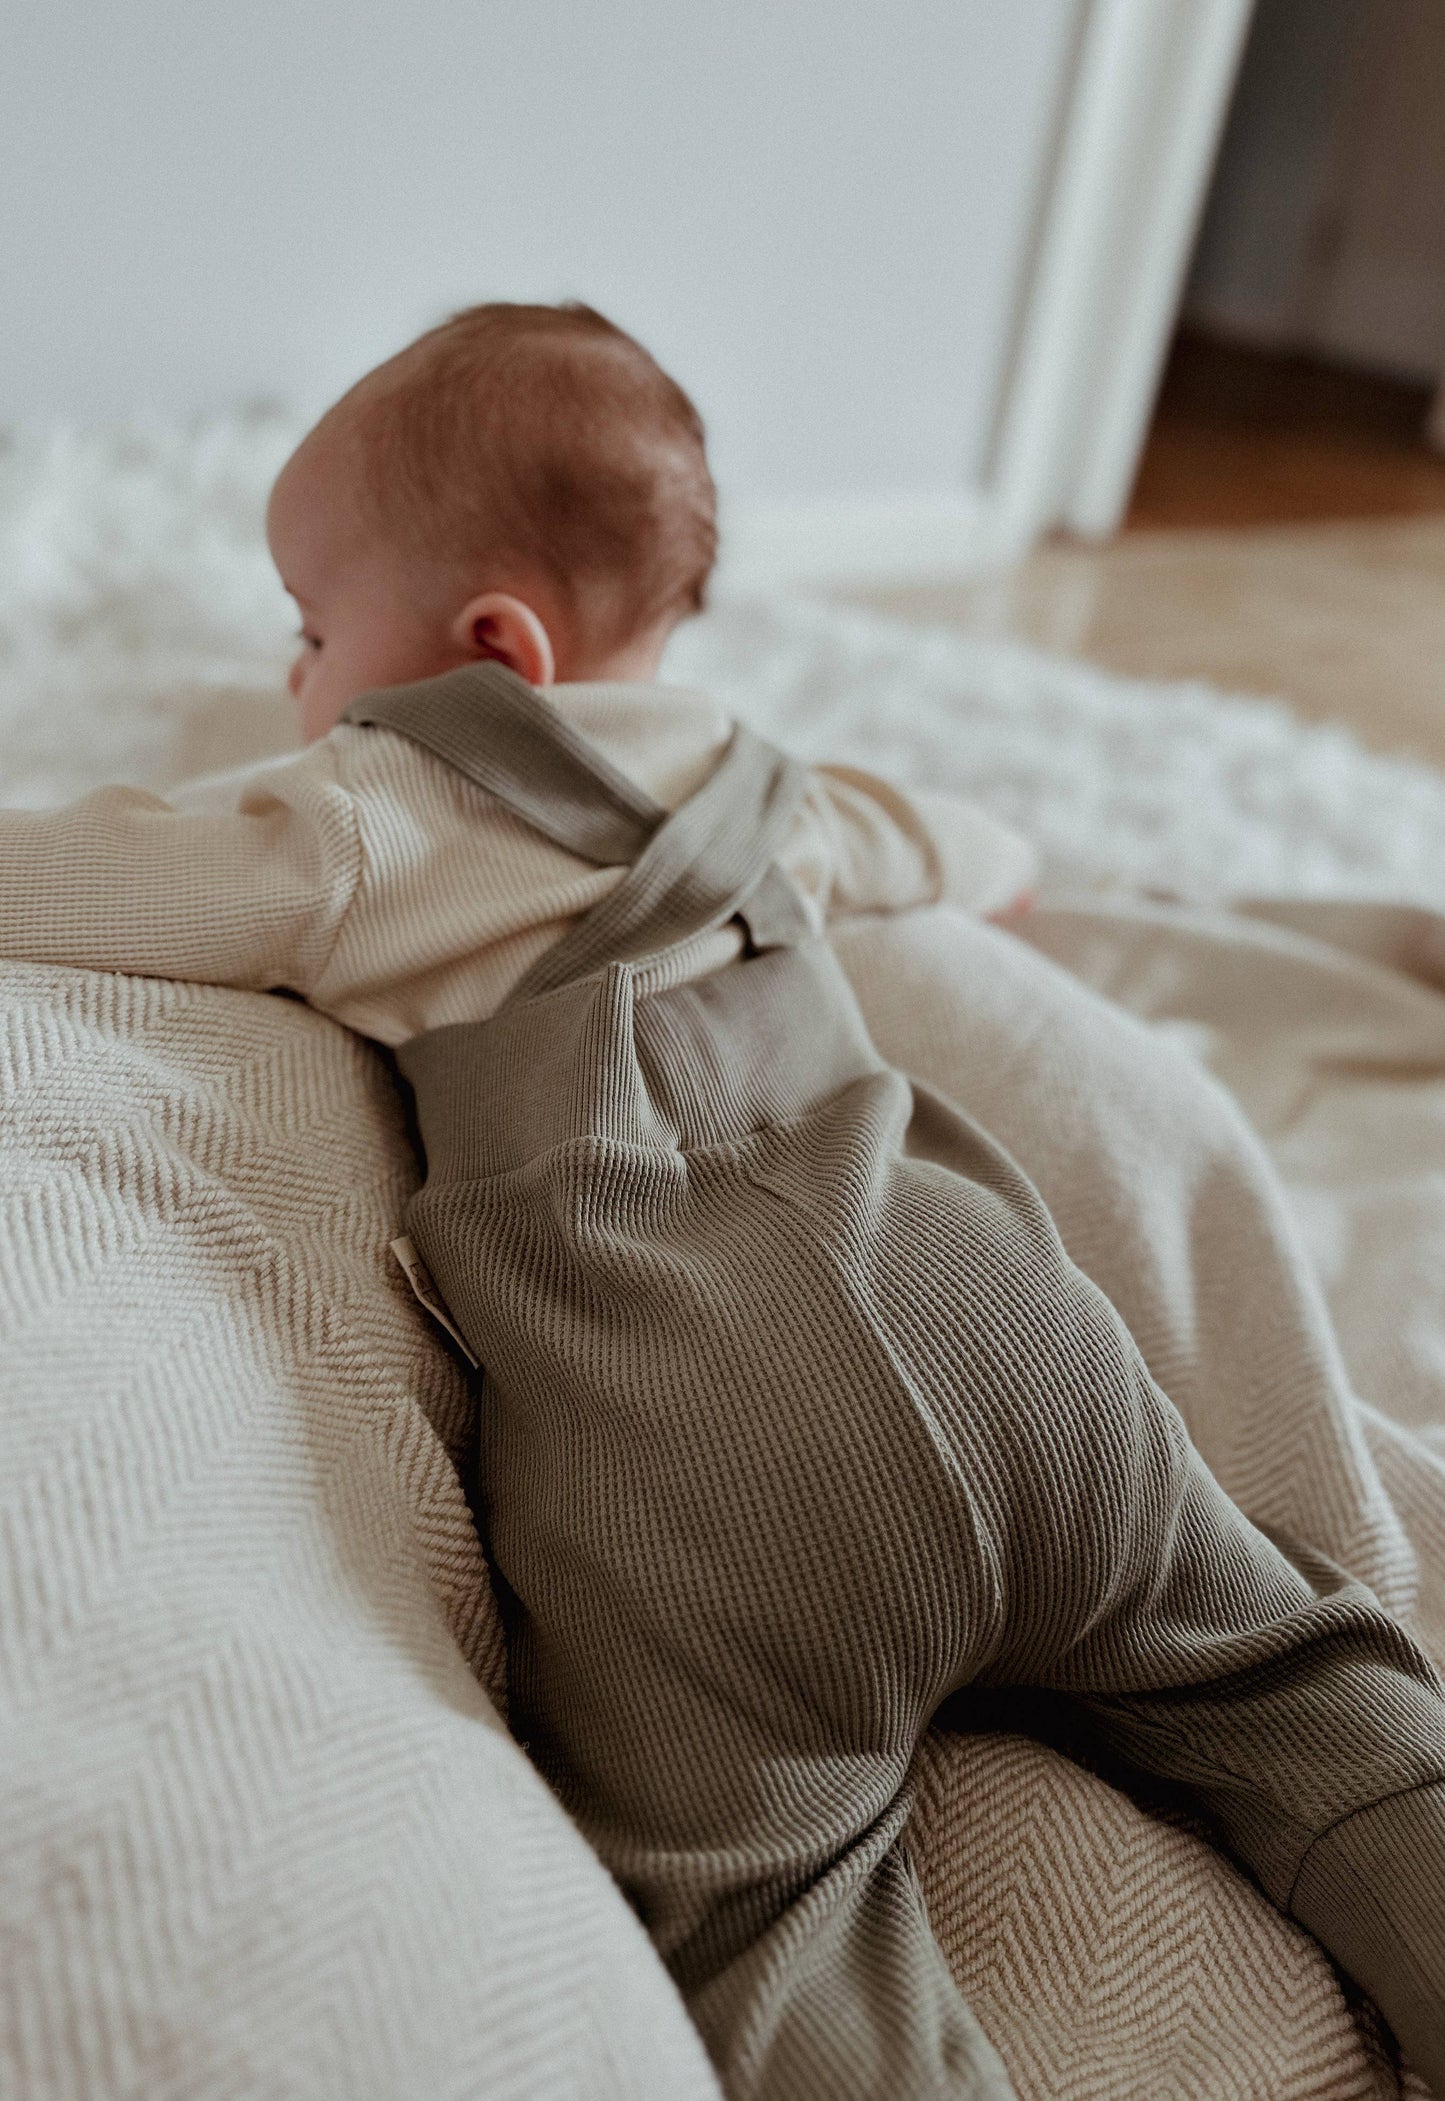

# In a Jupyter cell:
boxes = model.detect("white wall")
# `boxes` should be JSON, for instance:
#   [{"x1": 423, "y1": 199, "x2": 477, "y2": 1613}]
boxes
[{"x1": 2, "y1": 0, "x2": 1079, "y2": 531}]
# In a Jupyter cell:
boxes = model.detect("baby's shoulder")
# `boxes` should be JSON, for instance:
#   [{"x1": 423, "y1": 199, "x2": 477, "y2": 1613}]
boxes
[{"x1": 166, "y1": 731, "x2": 347, "y2": 817}]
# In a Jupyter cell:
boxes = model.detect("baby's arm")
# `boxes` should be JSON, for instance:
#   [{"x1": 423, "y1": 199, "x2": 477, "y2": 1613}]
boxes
[
  {"x1": 799, "y1": 765, "x2": 1038, "y2": 923},
  {"x1": 0, "y1": 748, "x2": 360, "y2": 995}
]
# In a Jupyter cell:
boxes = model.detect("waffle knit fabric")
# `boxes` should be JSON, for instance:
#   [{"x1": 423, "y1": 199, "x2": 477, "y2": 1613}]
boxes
[
  {"x1": 352, "y1": 665, "x2": 1445, "y2": 2101},
  {"x1": 8, "y1": 898, "x2": 1445, "y2": 2096},
  {"x1": 0, "y1": 675, "x2": 1034, "y2": 1045}
]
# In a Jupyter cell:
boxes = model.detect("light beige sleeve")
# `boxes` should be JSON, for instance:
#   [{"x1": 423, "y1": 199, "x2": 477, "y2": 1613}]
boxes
[
  {"x1": 0, "y1": 745, "x2": 362, "y2": 994},
  {"x1": 796, "y1": 765, "x2": 1039, "y2": 920}
]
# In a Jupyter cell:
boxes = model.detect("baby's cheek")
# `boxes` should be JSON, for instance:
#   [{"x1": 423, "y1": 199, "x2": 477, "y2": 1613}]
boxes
[{"x1": 297, "y1": 668, "x2": 351, "y2": 744}]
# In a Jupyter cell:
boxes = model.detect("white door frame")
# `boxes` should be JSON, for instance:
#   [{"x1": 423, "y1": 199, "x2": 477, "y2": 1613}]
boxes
[
  {"x1": 721, "y1": 0, "x2": 1254, "y2": 591},
  {"x1": 984, "y1": 0, "x2": 1257, "y2": 553}
]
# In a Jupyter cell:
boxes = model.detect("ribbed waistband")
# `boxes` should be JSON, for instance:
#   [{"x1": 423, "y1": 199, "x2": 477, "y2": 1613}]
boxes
[{"x1": 398, "y1": 938, "x2": 887, "y2": 1180}]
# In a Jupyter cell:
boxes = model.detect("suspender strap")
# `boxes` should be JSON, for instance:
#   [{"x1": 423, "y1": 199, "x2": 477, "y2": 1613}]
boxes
[
  {"x1": 343, "y1": 664, "x2": 661, "y2": 866},
  {"x1": 341, "y1": 662, "x2": 815, "y2": 992},
  {"x1": 514, "y1": 722, "x2": 813, "y2": 998}
]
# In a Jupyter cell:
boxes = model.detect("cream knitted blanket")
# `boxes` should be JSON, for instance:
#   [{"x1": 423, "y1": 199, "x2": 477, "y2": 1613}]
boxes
[
  {"x1": 0, "y1": 962, "x2": 722, "y2": 2101},
  {"x1": 5, "y1": 892, "x2": 1444, "y2": 2098}
]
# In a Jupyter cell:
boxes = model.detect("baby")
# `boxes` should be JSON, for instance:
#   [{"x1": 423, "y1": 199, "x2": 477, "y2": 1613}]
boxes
[
  {"x1": 5, "y1": 304, "x2": 1445, "y2": 2101},
  {"x1": 0, "y1": 302, "x2": 1033, "y2": 1041}
]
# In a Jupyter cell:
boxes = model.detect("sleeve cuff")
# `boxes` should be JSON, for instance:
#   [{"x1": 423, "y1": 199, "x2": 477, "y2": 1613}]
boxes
[{"x1": 1289, "y1": 1780, "x2": 1445, "y2": 2094}]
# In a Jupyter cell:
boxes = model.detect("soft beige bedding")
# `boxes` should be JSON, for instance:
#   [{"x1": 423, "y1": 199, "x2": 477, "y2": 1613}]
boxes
[
  {"x1": 0, "y1": 963, "x2": 722, "y2": 2101},
  {"x1": 3, "y1": 891, "x2": 1444, "y2": 2098}
]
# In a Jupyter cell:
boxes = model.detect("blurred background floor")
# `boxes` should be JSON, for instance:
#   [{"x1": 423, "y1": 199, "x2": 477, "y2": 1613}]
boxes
[{"x1": 847, "y1": 330, "x2": 1445, "y2": 769}]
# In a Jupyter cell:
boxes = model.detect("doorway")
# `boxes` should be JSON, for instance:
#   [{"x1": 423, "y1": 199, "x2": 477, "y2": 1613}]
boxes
[
  {"x1": 1136, "y1": 0, "x2": 1445, "y2": 532},
  {"x1": 852, "y1": 0, "x2": 1445, "y2": 766}
]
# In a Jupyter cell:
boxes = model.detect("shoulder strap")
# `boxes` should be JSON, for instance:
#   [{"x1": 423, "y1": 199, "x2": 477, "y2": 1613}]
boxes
[
  {"x1": 342, "y1": 660, "x2": 815, "y2": 994},
  {"x1": 342, "y1": 662, "x2": 661, "y2": 866},
  {"x1": 514, "y1": 721, "x2": 813, "y2": 998}
]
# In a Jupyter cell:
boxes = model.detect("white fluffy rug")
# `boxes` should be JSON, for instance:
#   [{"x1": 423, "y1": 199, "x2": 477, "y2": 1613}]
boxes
[{"x1": 4, "y1": 410, "x2": 1445, "y2": 906}]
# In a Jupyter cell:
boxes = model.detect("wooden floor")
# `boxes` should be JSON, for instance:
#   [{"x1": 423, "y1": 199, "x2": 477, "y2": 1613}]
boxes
[
  {"x1": 1127, "y1": 332, "x2": 1445, "y2": 530},
  {"x1": 847, "y1": 333, "x2": 1445, "y2": 770}
]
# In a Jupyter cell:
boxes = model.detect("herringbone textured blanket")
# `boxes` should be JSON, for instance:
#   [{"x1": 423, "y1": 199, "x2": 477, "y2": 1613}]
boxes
[
  {"x1": 5, "y1": 889, "x2": 1445, "y2": 2097},
  {"x1": 0, "y1": 961, "x2": 722, "y2": 2101}
]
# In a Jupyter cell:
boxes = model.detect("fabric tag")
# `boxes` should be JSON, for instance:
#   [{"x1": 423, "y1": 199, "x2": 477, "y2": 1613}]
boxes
[{"x1": 390, "y1": 1236, "x2": 480, "y2": 1368}]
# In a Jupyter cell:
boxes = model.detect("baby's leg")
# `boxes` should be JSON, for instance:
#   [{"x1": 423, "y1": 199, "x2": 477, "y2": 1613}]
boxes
[
  {"x1": 920, "y1": 1130, "x2": 1445, "y2": 2094},
  {"x1": 834, "y1": 903, "x2": 1416, "y2": 1619},
  {"x1": 687, "y1": 1828, "x2": 1015, "y2": 2101}
]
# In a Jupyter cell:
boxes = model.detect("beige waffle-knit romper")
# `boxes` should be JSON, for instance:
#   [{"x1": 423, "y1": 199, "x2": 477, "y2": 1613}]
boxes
[{"x1": 345, "y1": 665, "x2": 1445, "y2": 2101}]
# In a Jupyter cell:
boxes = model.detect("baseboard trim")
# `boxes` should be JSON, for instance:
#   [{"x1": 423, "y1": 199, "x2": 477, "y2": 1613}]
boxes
[{"x1": 714, "y1": 487, "x2": 1024, "y2": 593}]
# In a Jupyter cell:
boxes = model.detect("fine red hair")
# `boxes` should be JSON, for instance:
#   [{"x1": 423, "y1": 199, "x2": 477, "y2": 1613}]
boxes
[{"x1": 332, "y1": 301, "x2": 717, "y2": 656}]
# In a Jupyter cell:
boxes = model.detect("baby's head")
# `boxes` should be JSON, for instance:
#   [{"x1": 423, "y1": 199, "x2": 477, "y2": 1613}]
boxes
[{"x1": 266, "y1": 302, "x2": 717, "y2": 741}]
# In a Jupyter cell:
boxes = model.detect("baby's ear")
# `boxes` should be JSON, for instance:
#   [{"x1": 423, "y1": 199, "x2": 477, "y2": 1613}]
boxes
[{"x1": 452, "y1": 593, "x2": 556, "y2": 687}]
